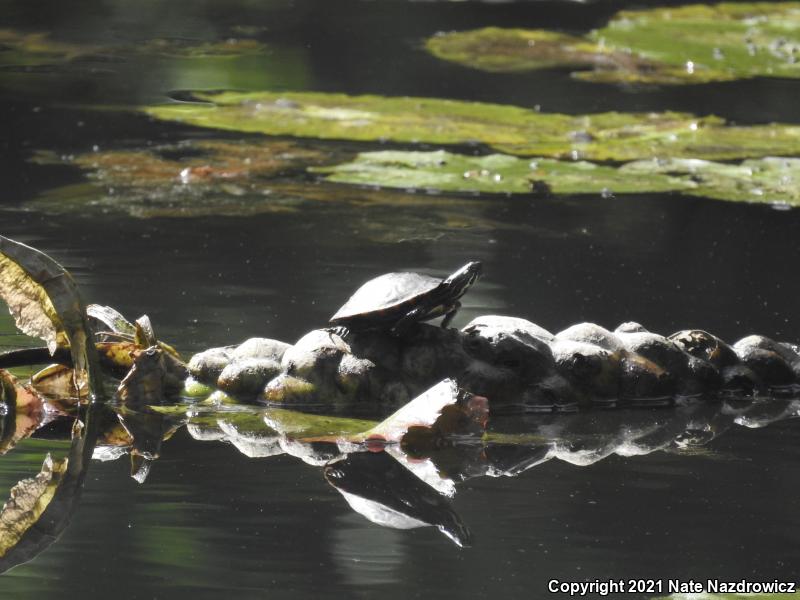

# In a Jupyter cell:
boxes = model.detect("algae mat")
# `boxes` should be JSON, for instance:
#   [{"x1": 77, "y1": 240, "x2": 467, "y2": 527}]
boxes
[
  {"x1": 315, "y1": 151, "x2": 800, "y2": 206},
  {"x1": 425, "y1": 2, "x2": 800, "y2": 84},
  {"x1": 144, "y1": 91, "x2": 800, "y2": 161}
]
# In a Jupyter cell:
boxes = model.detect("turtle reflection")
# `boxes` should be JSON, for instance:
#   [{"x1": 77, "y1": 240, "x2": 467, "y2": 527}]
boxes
[{"x1": 1, "y1": 375, "x2": 799, "y2": 566}]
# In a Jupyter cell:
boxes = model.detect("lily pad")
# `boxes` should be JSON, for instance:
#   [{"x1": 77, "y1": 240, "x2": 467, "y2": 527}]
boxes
[
  {"x1": 425, "y1": 27, "x2": 655, "y2": 76},
  {"x1": 622, "y1": 156, "x2": 800, "y2": 205},
  {"x1": 315, "y1": 150, "x2": 800, "y2": 206},
  {"x1": 589, "y1": 2, "x2": 800, "y2": 83},
  {"x1": 425, "y1": 2, "x2": 800, "y2": 84},
  {"x1": 313, "y1": 149, "x2": 692, "y2": 195},
  {"x1": 143, "y1": 91, "x2": 800, "y2": 160}
]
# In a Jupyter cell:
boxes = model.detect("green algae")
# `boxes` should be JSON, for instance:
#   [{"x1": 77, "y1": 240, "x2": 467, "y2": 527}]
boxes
[
  {"x1": 622, "y1": 156, "x2": 800, "y2": 205},
  {"x1": 28, "y1": 139, "x2": 329, "y2": 218},
  {"x1": 315, "y1": 150, "x2": 800, "y2": 207},
  {"x1": 143, "y1": 91, "x2": 800, "y2": 161},
  {"x1": 313, "y1": 150, "x2": 691, "y2": 195},
  {"x1": 425, "y1": 28, "x2": 613, "y2": 72},
  {"x1": 0, "y1": 29, "x2": 268, "y2": 66},
  {"x1": 29, "y1": 140, "x2": 800, "y2": 212},
  {"x1": 425, "y1": 2, "x2": 800, "y2": 84}
]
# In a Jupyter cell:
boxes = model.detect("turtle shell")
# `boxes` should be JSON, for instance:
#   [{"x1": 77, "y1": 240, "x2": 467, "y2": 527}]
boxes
[{"x1": 330, "y1": 272, "x2": 443, "y2": 325}]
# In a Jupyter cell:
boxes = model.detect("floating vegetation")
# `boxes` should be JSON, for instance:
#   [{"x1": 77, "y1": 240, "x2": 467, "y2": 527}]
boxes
[
  {"x1": 313, "y1": 150, "x2": 691, "y2": 195},
  {"x1": 29, "y1": 139, "x2": 329, "y2": 216},
  {"x1": 144, "y1": 91, "x2": 800, "y2": 160},
  {"x1": 622, "y1": 157, "x2": 800, "y2": 205},
  {"x1": 0, "y1": 28, "x2": 268, "y2": 67},
  {"x1": 29, "y1": 140, "x2": 800, "y2": 214},
  {"x1": 26, "y1": 142, "x2": 503, "y2": 243},
  {"x1": 425, "y1": 2, "x2": 800, "y2": 84},
  {"x1": 33, "y1": 139, "x2": 325, "y2": 189},
  {"x1": 315, "y1": 150, "x2": 800, "y2": 206}
]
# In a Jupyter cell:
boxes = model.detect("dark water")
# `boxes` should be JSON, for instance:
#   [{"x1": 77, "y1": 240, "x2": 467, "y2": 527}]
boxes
[{"x1": 1, "y1": 0, "x2": 800, "y2": 598}]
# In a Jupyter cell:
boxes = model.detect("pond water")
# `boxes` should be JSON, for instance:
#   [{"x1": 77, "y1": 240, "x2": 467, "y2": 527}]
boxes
[{"x1": 1, "y1": 0, "x2": 800, "y2": 598}]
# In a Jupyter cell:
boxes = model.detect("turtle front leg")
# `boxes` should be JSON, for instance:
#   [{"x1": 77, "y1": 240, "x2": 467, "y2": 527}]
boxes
[
  {"x1": 326, "y1": 325, "x2": 351, "y2": 340},
  {"x1": 440, "y1": 301, "x2": 461, "y2": 329},
  {"x1": 390, "y1": 305, "x2": 428, "y2": 337}
]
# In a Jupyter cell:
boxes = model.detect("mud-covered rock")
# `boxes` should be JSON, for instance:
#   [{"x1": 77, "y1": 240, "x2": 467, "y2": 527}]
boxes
[
  {"x1": 617, "y1": 331, "x2": 692, "y2": 377},
  {"x1": 620, "y1": 354, "x2": 675, "y2": 401},
  {"x1": 400, "y1": 325, "x2": 470, "y2": 383},
  {"x1": 263, "y1": 373, "x2": 318, "y2": 404},
  {"x1": 344, "y1": 329, "x2": 403, "y2": 373},
  {"x1": 519, "y1": 373, "x2": 588, "y2": 412},
  {"x1": 732, "y1": 345, "x2": 796, "y2": 388},
  {"x1": 721, "y1": 364, "x2": 762, "y2": 393},
  {"x1": 615, "y1": 322, "x2": 648, "y2": 334},
  {"x1": 734, "y1": 335, "x2": 800, "y2": 382},
  {"x1": 681, "y1": 355, "x2": 723, "y2": 396},
  {"x1": 281, "y1": 329, "x2": 350, "y2": 384},
  {"x1": 217, "y1": 358, "x2": 282, "y2": 398},
  {"x1": 462, "y1": 317, "x2": 554, "y2": 382},
  {"x1": 549, "y1": 339, "x2": 621, "y2": 398},
  {"x1": 556, "y1": 323, "x2": 625, "y2": 352},
  {"x1": 462, "y1": 315, "x2": 554, "y2": 343},
  {"x1": 231, "y1": 337, "x2": 291, "y2": 362},
  {"x1": 187, "y1": 345, "x2": 236, "y2": 384},
  {"x1": 669, "y1": 330, "x2": 739, "y2": 370},
  {"x1": 335, "y1": 354, "x2": 382, "y2": 400}
]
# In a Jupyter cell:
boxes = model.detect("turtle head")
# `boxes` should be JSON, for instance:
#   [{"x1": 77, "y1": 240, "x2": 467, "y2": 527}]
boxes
[{"x1": 444, "y1": 261, "x2": 482, "y2": 296}]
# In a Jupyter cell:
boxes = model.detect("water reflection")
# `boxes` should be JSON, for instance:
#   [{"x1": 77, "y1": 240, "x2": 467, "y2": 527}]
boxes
[
  {"x1": 1, "y1": 372, "x2": 797, "y2": 572},
  {"x1": 0, "y1": 402, "x2": 104, "y2": 573}
]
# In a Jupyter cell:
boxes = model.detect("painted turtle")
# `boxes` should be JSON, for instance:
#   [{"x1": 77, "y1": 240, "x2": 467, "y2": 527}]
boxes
[{"x1": 329, "y1": 261, "x2": 482, "y2": 335}]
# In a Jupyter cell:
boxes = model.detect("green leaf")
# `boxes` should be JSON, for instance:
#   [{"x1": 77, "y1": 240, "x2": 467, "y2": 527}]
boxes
[
  {"x1": 143, "y1": 91, "x2": 800, "y2": 160},
  {"x1": 313, "y1": 149, "x2": 692, "y2": 195},
  {"x1": 622, "y1": 156, "x2": 800, "y2": 205},
  {"x1": 425, "y1": 27, "x2": 610, "y2": 72},
  {"x1": 0, "y1": 237, "x2": 105, "y2": 400},
  {"x1": 425, "y1": 2, "x2": 800, "y2": 85},
  {"x1": 315, "y1": 150, "x2": 800, "y2": 206},
  {"x1": 589, "y1": 2, "x2": 800, "y2": 83}
]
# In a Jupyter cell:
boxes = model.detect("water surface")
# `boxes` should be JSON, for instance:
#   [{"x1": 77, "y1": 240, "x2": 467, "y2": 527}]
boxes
[{"x1": 1, "y1": 0, "x2": 799, "y2": 597}]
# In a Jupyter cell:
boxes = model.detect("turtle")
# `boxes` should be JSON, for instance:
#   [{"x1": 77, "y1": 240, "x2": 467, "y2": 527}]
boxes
[{"x1": 329, "y1": 261, "x2": 482, "y2": 336}]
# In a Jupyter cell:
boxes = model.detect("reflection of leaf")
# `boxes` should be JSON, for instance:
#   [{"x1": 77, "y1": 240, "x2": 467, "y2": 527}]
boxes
[
  {"x1": 316, "y1": 150, "x2": 800, "y2": 206},
  {"x1": 425, "y1": 3, "x2": 800, "y2": 85},
  {"x1": 0, "y1": 454, "x2": 68, "y2": 558},
  {"x1": 0, "y1": 370, "x2": 47, "y2": 455},
  {"x1": 0, "y1": 403, "x2": 107, "y2": 573},
  {"x1": 0, "y1": 237, "x2": 104, "y2": 399},
  {"x1": 144, "y1": 91, "x2": 800, "y2": 160}
]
